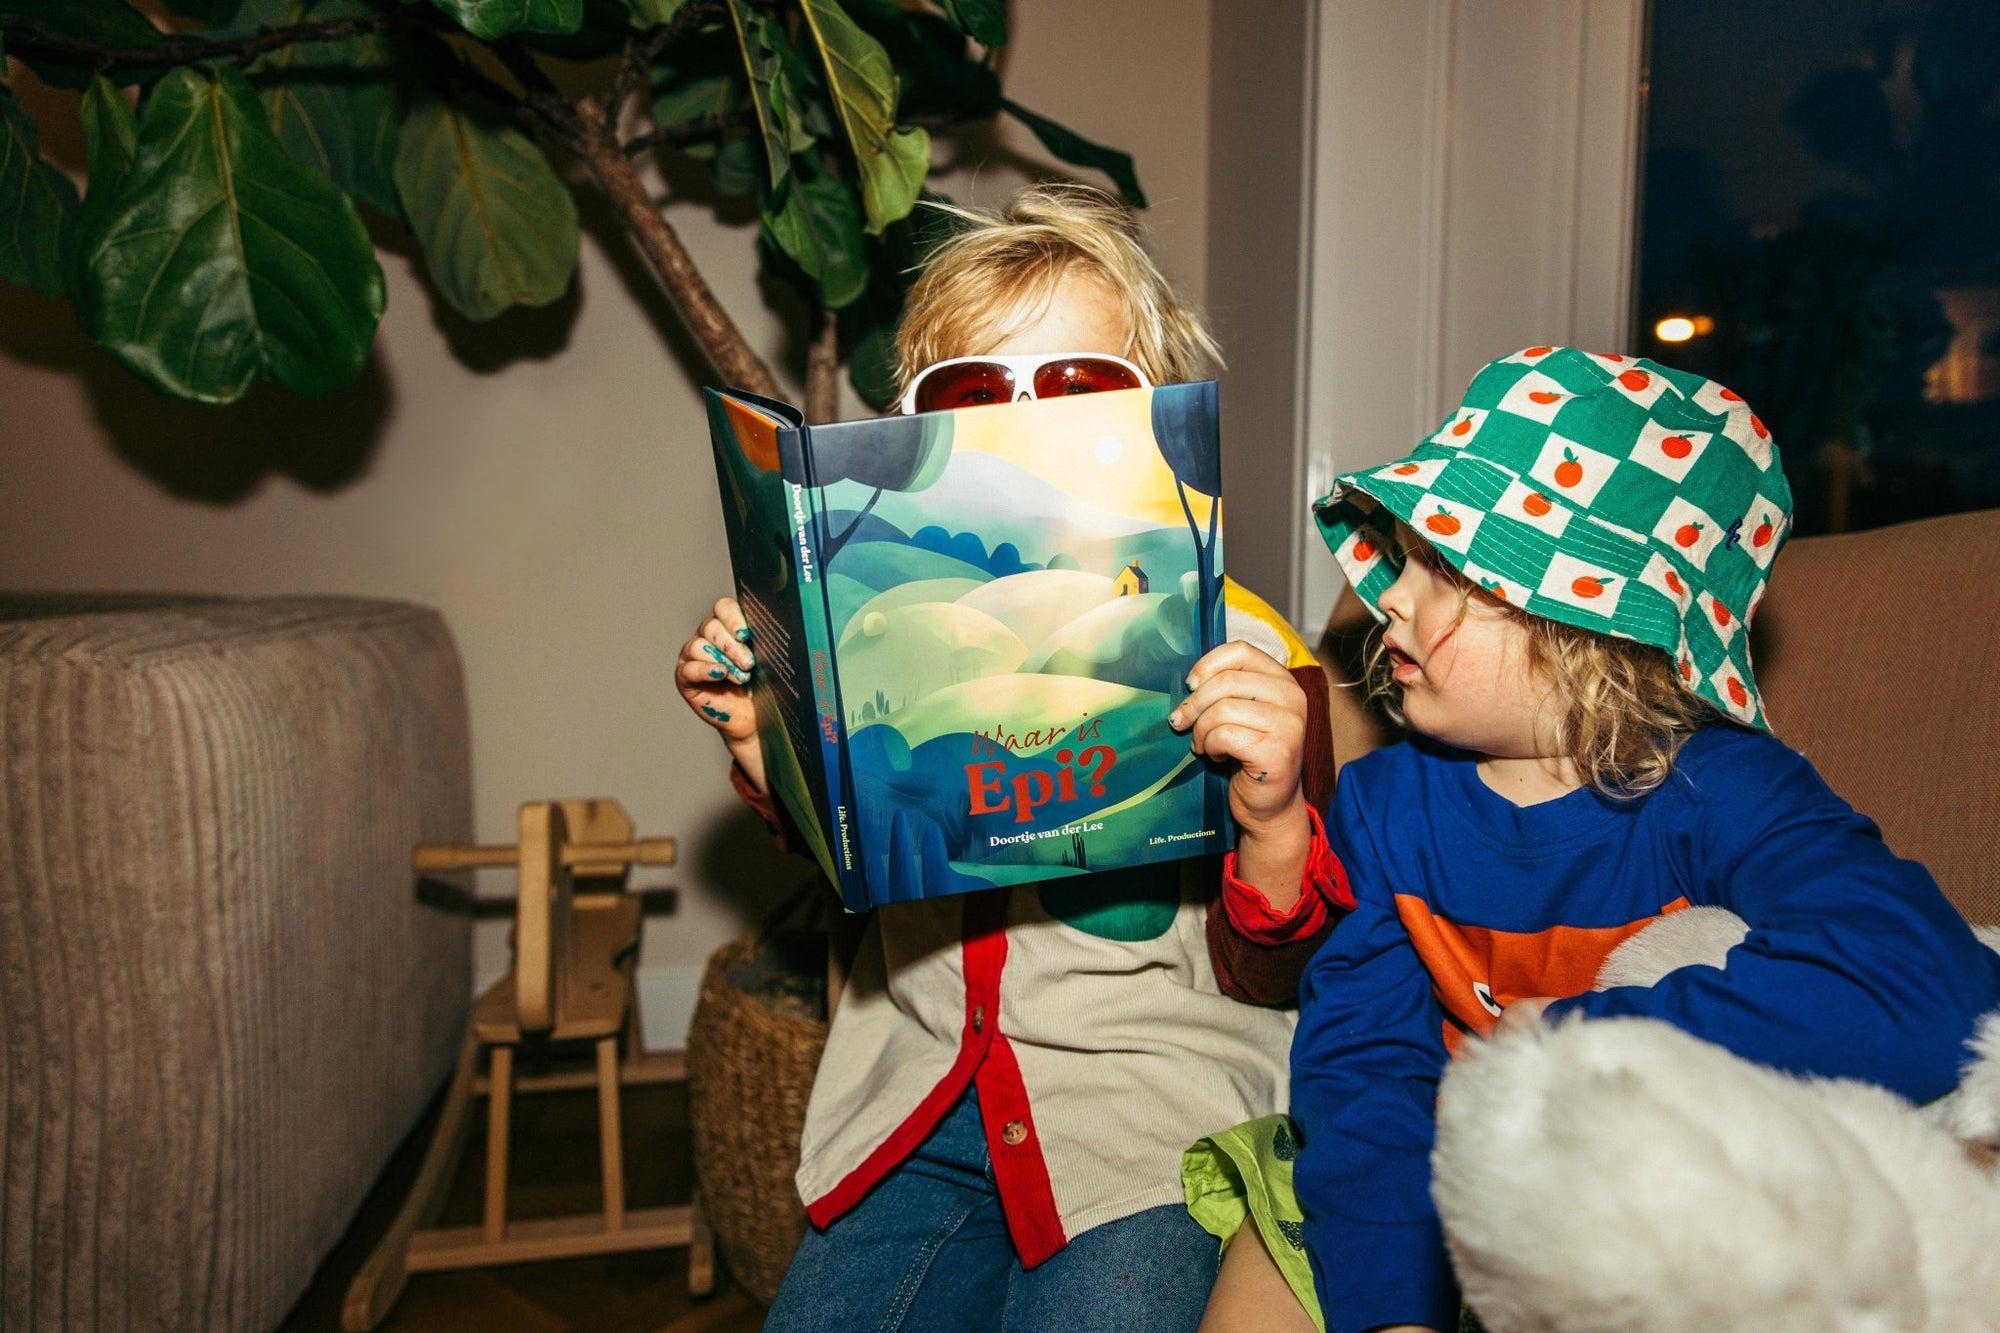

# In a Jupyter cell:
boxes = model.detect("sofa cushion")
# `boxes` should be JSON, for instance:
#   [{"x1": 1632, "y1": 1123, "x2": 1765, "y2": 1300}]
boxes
[
  {"x1": 0, "y1": 596, "x2": 473, "y2": 1331},
  {"x1": 1752, "y1": 509, "x2": 2000, "y2": 927}
]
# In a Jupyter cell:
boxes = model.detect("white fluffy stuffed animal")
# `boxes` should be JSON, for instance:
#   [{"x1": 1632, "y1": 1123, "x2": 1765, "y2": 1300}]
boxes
[{"x1": 1431, "y1": 909, "x2": 2000, "y2": 1333}]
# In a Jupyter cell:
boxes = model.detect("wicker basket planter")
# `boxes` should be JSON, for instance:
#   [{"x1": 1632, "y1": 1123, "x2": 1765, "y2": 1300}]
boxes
[{"x1": 686, "y1": 924, "x2": 829, "y2": 1306}]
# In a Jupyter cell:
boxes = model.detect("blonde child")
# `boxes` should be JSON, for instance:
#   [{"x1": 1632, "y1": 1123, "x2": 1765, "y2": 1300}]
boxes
[
  {"x1": 1184, "y1": 346, "x2": 2000, "y2": 1333},
  {"x1": 674, "y1": 185, "x2": 1349, "y2": 1330}
]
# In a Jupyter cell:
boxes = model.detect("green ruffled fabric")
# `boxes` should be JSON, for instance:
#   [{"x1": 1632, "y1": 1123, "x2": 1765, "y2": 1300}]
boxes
[{"x1": 1183, "y1": 1114, "x2": 1489, "y2": 1333}]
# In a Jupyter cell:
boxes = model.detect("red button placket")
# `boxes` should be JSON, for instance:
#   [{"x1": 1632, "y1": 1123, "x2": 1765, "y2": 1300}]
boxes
[
  {"x1": 960, "y1": 889, "x2": 1066, "y2": 1267},
  {"x1": 807, "y1": 885, "x2": 1072, "y2": 1261}
]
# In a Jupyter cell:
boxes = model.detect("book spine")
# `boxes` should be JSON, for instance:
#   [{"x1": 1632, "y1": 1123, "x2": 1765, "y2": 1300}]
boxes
[{"x1": 783, "y1": 425, "x2": 865, "y2": 907}]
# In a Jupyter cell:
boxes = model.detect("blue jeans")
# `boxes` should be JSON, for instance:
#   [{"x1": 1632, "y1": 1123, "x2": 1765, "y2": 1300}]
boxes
[{"x1": 763, "y1": 1089, "x2": 1219, "y2": 1332}]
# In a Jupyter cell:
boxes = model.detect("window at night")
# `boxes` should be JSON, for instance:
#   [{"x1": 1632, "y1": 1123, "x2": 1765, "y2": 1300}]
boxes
[{"x1": 1636, "y1": 0, "x2": 2000, "y2": 534}]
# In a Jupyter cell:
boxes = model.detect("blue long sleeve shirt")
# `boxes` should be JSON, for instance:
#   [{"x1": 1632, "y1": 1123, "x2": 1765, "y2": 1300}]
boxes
[{"x1": 1292, "y1": 724, "x2": 2000, "y2": 1333}]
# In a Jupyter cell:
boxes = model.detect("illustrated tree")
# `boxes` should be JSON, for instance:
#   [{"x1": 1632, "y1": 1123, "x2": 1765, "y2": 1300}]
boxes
[
  {"x1": 1149, "y1": 380, "x2": 1225, "y2": 836},
  {"x1": 0, "y1": 0, "x2": 1145, "y2": 423},
  {"x1": 1149, "y1": 381, "x2": 1220, "y2": 655},
  {"x1": 810, "y1": 400, "x2": 951, "y2": 560}
]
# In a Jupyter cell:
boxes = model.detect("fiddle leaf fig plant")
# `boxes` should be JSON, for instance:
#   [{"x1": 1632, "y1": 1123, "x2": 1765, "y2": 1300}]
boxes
[{"x1": 0, "y1": 0, "x2": 1145, "y2": 419}]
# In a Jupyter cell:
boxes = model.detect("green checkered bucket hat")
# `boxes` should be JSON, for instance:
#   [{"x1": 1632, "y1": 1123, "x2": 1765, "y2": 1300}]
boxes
[{"x1": 1313, "y1": 346, "x2": 1793, "y2": 729}]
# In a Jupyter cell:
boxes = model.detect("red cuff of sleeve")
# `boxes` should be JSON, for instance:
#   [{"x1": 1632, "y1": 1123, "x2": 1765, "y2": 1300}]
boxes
[
  {"x1": 729, "y1": 761, "x2": 786, "y2": 836},
  {"x1": 1219, "y1": 804, "x2": 1354, "y2": 945}
]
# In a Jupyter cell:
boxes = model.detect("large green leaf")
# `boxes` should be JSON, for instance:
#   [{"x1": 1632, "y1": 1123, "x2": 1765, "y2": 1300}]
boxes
[
  {"x1": 79, "y1": 77, "x2": 137, "y2": 184},
  {"x1": 709, "y1": 134, "x2": 760, "y2": 195},
  {"x1": 870, "y1": 11, "x2": 998, "y2": 120},
  {"x1": 762, "y1": 167, "x2": 866, "y2": 307},
  {"x1": 426, "y1": 0, "x2": 582, "y2": 39},
  {"x1": 651, "y1": 62, "x2": 740, "y2": 138},
  {"x1": 651, "y1": 68, "x2": 739, "y2": 133},
  {"x1": 238, "y1": 0, "x2": 404, "y2": 217},
  {"x1": 624, "y1": 0, "x2": 687, "y2": 27},
  {"x1": 0, "y1": 0, "x2": 168, "y2": 87},
  {"x1": 726, "y1": 1, "x2": 810, "y2": 189},
  {"x1": 938, "y1": 0, "x2": 1005, "y2": 47},
  {"x1": 1001, "y1": 98, "x2": 1147, "y2": 208},
  {"x1": 70, "y1": 76, "x2": 136, "y2": 308},
  {"x1": 797, "y1": 0, "x2": 929, "y2": 234},
  {"x1": 840, "y1": 191, "x2": 953, "y2": 408},
  {"x1": 81, "y1": 66, "x2": 384, "y2": 403},
  {"x1": 649, "y1": 22, "x2": 747, "y2": 161},
  {"x1": 394, "y1": 94, "x2": 578, "y2": 321},
  {"x1": 0, "y1": 86, "x2": 78, "y2": 299}
]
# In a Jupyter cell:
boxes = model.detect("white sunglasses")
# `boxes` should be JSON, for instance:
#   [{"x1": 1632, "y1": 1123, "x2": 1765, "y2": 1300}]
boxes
[{"x1": 898, "y1": 352, "x2": 1152, "y2": 415}]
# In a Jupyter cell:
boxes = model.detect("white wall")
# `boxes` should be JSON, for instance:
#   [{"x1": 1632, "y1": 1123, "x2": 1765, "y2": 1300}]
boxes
[
  {"x1": 1295, "y1": 0, "x2": 1644, "y2": 628},
  {"x1": 0, "y1": 0, "x2": 1213, "y2": 1048},
  {"x1": 1206, "y1": 0, "x2": 1314, "y2": 622}
]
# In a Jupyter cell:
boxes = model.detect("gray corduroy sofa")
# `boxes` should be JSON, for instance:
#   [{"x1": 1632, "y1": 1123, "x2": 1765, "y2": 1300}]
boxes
[{"x1": 1, "y1": 596, "x2": 474, "y2": 1331}]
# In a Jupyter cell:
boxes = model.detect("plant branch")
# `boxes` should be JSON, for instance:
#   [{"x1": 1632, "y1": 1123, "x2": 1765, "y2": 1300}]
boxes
[
  {"x1": 488, "y1": 37, "x2": 583, "y2": 146},
  {"x1": 805, "y1": 305, "x2": 839, "y2": 423},
  {"x1": 570, "y1": 96, "x2": 781, "y2": 398},
  {"x1": 0, "y1": 11, "x2": 427, "y2": 73},
  {"x1": 611, "y1": 1, "x2": 723, "y2": 126},
  {"x1": 621, "y1": 111, "x2": 757, "y2": 155}
]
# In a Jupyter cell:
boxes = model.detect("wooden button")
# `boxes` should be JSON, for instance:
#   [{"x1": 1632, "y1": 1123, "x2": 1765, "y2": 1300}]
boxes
[{"x1": 1002, "y1": 1120, "x2": 1028, "y2": 1146}]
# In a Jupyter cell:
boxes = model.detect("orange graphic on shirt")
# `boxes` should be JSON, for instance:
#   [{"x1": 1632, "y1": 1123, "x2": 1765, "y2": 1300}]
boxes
[{"x1": 1394, "y1": 895, "x2": 1691, "y2": 1053}]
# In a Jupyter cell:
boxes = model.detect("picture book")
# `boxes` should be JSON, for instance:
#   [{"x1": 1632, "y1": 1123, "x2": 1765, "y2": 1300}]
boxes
[{"x1": 703, "y1": 382, "x2": 1230, "y2": 911}]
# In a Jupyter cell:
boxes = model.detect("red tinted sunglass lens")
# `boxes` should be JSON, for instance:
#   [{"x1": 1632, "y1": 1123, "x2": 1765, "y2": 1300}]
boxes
[
  {"x1": 1032, "y1": 357, "x2": 1143, "y2": 399},
  {"x1": 914, "y1": 362, "x2": 1016, "y2": 412}
]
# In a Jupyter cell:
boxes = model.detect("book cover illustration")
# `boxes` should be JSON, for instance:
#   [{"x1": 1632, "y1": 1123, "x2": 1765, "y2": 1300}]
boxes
[{"x1": 705, "y1": 381, "x2": 1229, "y2": 911}]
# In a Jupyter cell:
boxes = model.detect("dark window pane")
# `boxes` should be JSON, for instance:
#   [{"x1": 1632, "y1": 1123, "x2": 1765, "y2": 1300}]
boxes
[{"x1": 1638, "y1": 0, "x2": 2000, "y2": 534}]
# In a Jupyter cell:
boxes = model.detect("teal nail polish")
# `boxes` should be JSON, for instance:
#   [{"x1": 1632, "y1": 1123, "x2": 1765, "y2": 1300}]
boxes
[
  {"x1": 701, "y1": 704, "x2": 731, "y2": 723},
  {"x1": 735, "y1": 626, "x2": 754, "y2": 643},
  {"x1": 708, "y1": 666, "x2": 727, "y2": 680},
  {"x1": 702, "y1": 642, "x2": 730, "y2": 666}
]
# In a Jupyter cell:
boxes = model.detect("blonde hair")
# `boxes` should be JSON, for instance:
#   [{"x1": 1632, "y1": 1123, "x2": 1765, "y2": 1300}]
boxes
[
  {"x1": 1365, "y1": 527, "x2": 1716, "y2": 796},
  {"x1": 894, "y1": 183, "x2": 1221, "y2": 389}
]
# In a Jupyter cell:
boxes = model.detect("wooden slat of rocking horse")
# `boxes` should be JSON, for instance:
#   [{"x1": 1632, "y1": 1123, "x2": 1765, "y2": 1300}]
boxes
[{"x1": 342, "y1": 799, "x2": 713, "y2": 1330}]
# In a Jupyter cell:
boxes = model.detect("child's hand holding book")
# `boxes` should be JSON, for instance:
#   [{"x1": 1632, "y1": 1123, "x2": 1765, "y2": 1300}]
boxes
[
  {"x1": 676, "y1": 596, "x2": 764, "y2": 787},
  {"x1": 1171, "y1": 640, "x2": 1314, "y2": 911}
]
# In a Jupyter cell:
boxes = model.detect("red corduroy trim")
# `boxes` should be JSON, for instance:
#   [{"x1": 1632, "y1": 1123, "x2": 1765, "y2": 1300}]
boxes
[
  {"x1": 802, "y1": 889, "x2": 1011, "y2": 1228},
  {"x1": 975, "y1": 1033, "x2": 1067, "y2": 1268}
]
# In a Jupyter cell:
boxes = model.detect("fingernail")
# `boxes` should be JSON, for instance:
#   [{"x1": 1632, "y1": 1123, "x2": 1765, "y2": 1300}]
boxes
[
  {"x1": 702, "y1": 642, "x2": 730, "y2": 666},
  {"x1": 736, "y1": 626, "x2": 754, "y2": 643},
  {"x1": 1167, "y1": 708, "x2": 1184, "y2": 729},
  {"x1": 730, "y1": 667, "x2": 751, "y2": 684},
  {"x1": 708, "y1": 666, "x2": 728, "y2": 680},
  {"x1": 1184, "y1": 675, "x2": 1199, "y2": 693}
]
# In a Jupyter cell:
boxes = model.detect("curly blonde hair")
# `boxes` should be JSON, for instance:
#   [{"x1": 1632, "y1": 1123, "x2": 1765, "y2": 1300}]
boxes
[
  {"x1": 894, "y1": 183, "x2": 1221, "y2": 390},
  {"x1": 1364, "y1": 527, "x2": 1718, "y2": 796}
]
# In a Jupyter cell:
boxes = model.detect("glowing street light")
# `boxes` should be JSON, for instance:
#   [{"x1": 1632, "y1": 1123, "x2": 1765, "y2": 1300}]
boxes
[{"x1": 1654, "y1": 315, "x2": 1714, "y2": 343}]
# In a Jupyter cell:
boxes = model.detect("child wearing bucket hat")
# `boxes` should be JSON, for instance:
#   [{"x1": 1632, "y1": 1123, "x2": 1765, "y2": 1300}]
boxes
[{"x1": 1181, "y1": 347, "x2": 2000, "y2": 1333}]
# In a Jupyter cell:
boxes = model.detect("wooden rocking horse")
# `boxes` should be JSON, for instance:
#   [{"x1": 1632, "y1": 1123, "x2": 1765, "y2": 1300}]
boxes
[{"x1": 343, "y1": 798, "x2": 714, "y2": 1330}]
